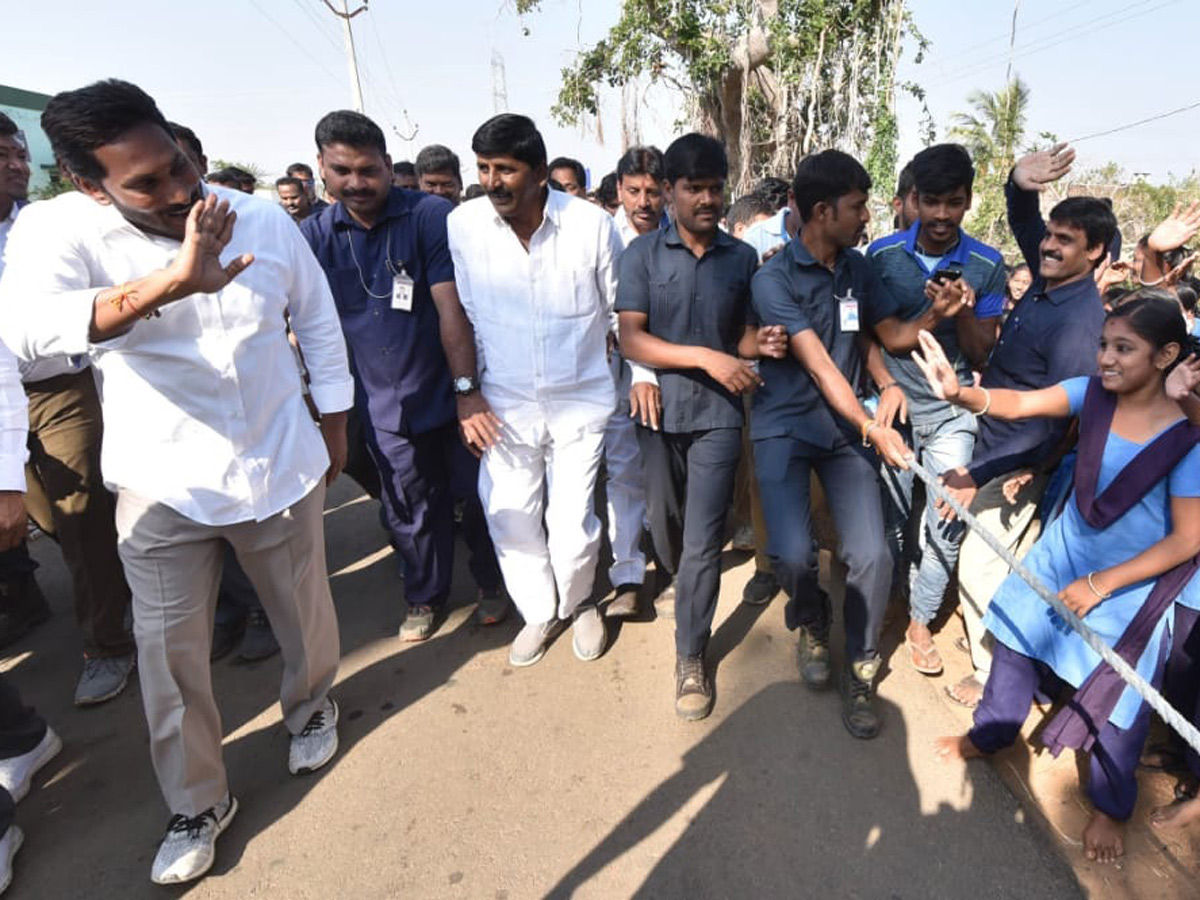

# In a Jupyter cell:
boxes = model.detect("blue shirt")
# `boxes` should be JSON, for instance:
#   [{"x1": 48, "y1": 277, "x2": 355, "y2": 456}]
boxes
[
  {"x1": 301, "y1": 188, "x2": 457, "y2": 436},
  {"x1": 750, "y1": 237, "x2": 898, "y2": 449},
  {"x1": 615, "y1": 223, "x2": 758, "y2": 432},
  {"x1": 740, "y1": 207, "x2": 791, "y2": 261},
  {"x1": 966, "y1": 180, "x2": 1106, "y2": 485},
  {"x1": 867, "y1": 221, "x2": 1008, "y2": 424}
]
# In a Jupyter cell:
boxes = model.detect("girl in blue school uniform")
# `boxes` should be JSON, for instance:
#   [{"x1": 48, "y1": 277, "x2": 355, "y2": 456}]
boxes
[{"x1": 912, "y1": 295, "x2": 1200, "y2": 866}]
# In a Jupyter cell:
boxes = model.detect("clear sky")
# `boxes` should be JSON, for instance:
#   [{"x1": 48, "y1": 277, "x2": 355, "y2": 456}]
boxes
[{"x1": 5, "y1": 0, "x2": 1197, "y2": 185}]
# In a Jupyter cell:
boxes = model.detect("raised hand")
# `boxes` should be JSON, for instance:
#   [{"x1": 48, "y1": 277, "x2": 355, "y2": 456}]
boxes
[
  {"x1": 1148, "y1": 201, "x2": 1200, "y2": 253},
  {"x1": 911, "y1": 329, "x2": 961, "y2": 400},
  {"x1": 1166, "y1": 354, "x2": 1200, "y2": 401},
  {"x1": 166, "y1": 194, "x2": 255, "y2": 298},
  {"x1": 1012, "y1": 143, "x2": 1075, "y2": 193}
]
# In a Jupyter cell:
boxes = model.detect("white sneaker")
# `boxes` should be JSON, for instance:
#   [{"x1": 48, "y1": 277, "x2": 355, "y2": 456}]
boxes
[
  {"x1": 288, "y1": 698, "x2": 339, "y2": 775},
  {"x1": 571, "y1": 606, "x2": 606, "y2": 662},
  {"x1": 0, "y1": 825, "x2": 24, "y2": 894},
  {"x1": 149, "y1": 793, "x2": 237, "y2": 885},
  {"x1": 0, "y1": 727, "x2": 62, "y2": 803}
]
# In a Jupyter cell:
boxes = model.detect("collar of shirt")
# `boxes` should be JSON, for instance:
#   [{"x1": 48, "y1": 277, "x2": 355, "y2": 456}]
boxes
[
  {"x1": 613, "y1": 206, "x2": 669, "y2": 247},
  {"x1": 786, "y1": 233, "x2": 851, "y2": 277},
  {"x1": 662, "y1": 220, "x2": 740, "y2": 255},
  {"x1": 901, "y1": 220, "x2": 968, "y2": 271},
  {"x1": 1029, "y1": 271, "x2": 1098, "y2": 306},
  {"x1": 330, "y1": 186, "x2": 415, "y2": 232}
]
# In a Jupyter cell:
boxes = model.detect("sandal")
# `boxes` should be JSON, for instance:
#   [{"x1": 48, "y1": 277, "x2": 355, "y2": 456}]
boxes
[
  {"x1": 945, "y1": 674, "x2": 984, "y2": 709},
  {"x1": 905, "y1": 636, "x2": 944, "y2": 676}
]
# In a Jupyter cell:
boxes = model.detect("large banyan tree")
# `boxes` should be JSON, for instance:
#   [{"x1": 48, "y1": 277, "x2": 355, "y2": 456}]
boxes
[{"x1": 516, "y1": 0, "x2": 927, "y2": 195}]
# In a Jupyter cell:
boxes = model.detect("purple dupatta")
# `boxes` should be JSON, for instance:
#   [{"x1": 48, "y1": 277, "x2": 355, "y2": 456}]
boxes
[{"x1": 1042, "y1": 377, "x2": 1200, "y2": 754}]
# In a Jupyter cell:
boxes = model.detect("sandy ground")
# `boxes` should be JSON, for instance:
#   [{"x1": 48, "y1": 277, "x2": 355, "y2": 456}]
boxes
[{"x1": 0, "y1": 476, "x2": 1189, "y2": 898}]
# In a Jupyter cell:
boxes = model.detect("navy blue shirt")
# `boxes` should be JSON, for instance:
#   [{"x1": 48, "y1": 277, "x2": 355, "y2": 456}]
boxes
[
  {"x1": 967, "y1": 179, "x2": 1105, "y2": 485},
  {"x1": 615, "y1": 224, "x2": 758, "y2": 433},
  {"x1": 750, "y1": 237, "x2": 898, "y2": 449},
  {"x1": 301, "y1": 188, "x2": 456, "y2": 436}
]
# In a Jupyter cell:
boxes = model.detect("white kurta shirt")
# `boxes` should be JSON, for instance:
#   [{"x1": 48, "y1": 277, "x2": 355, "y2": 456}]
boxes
[
  {"x1": 447, "y1": 190, "x2": 620, "y2": 442},
  {"x1": 0, "y1": 338, "x2": 27, "y2": 492},
  {"x1": 0, "y1": 187, "x2": 354, "y2": 525}
]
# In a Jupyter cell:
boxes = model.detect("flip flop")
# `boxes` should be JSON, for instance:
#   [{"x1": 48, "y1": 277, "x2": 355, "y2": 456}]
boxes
[
  {"x1": 945, "y1": 675, "x2": 984, "y2": 709},
  {"x1": 905, "y1": 636, "x2": 944, "y2": 676}
]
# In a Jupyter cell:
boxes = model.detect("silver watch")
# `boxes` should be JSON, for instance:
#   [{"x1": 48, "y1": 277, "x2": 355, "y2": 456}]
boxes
[{"x1": 452, "y1": 375, "x2": 479, "y2": 396}]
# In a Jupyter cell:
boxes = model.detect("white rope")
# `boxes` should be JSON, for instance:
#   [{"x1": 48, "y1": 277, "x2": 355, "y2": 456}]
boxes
[{"x1": 906, "y1": 458, "x2": 1200, "y2": 756}]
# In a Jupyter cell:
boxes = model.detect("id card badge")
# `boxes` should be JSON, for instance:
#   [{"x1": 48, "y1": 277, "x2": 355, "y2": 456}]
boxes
[
  {"x1": 838, "y1": 294, "x2": 860, "y2": 332},
  {"x1": 391, "y1": 272, "x2": 414, "y2": 312}
]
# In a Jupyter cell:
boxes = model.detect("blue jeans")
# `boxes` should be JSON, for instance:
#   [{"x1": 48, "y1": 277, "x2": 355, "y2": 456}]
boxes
[{"x1": 880, "y1": 410, "x2": 976, "y2": 626}]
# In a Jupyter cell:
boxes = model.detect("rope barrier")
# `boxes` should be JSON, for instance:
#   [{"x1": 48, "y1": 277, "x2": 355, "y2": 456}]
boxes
[{"x1": 905, "y1": 457, "x2": 1200, "y2": 756}]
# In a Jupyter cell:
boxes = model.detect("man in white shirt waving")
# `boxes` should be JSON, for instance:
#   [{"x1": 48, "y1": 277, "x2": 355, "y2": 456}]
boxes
[
  {"x1": 0, "y1": 80, "x2": 353, "y2": 886},
  {"x1": 447, "y1": 114, "x2": 622, "y2": 667}
]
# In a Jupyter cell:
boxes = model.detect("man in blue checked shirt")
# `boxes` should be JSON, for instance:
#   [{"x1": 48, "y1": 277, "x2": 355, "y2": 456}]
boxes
[{"x1": 865, "y1": 143, "x2": 1008, "y2": 680}]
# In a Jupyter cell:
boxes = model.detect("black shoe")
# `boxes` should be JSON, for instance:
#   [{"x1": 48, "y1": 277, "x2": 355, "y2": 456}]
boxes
[
  {"x1": 841, "y1": 657, "x2": 882, "y2": 740},
  {"x1": 238, "y1": 608, "x2": 280, "y2": 661},
  {"x1": 0, "y1": 575, "x2": 51, "y2": 650},
  {"x1": 605, "y1": 583, "x2": 641, "y2": 618},
  {"x1": 797, "y1": 622, "x2": 831, "y2": 689},
  {"x1": 210, "y1": 618, "x2": 245, "y2": 662},
  {"x1": 741, "y1": 570, "x2": 779, "y2": 606},
  {"x1": 675, "y1": 654, "x2": 714, "y2": 721}
]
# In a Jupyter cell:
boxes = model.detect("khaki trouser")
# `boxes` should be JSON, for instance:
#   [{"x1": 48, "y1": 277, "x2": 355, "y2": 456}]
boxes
[
  {"x1": 957, "y1": 468, "x2": 1048, "y2": 680},
  {"x1": 115, "y1": 483, "x2": 339, "y2": 816},
  {"x1": 25, "y1": 370, "x2": 133, "y2": 656}
]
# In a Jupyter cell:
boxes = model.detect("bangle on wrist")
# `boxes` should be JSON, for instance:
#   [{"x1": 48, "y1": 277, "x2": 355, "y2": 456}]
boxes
[
  {"x1": 973, "y1": 386, "x2": 992, "y2": 417},
  {"x1": 1086, "y1": 572, "x2": 1112, "y2": 600},
  {"x1": 861, "y1": 419, "x2": 878, "y2": 447}
]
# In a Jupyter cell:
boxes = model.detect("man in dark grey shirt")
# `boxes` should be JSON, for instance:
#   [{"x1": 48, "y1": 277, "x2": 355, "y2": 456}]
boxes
[{"x1": 617, "y1": 134, "x2": 785, "y2": 721}]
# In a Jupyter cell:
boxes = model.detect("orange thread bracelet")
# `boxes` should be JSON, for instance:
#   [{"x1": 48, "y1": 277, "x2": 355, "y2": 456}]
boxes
[{"x1": 106, "y1": 283, "x2": 158, "y2": 320}]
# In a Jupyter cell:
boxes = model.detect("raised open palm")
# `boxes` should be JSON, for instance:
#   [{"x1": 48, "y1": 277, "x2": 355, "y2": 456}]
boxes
[
  {"x1": 169, "y1": 194, "x2": 255, "y2": 297},
  {"x1": 911, "y1": 330, "x2": 961, "y2": 400}
]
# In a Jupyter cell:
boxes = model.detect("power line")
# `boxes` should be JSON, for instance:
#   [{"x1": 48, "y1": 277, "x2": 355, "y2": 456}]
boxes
[
  {"x1": 289, "y1": 0, "x2": 348, "y2": 57},
  {"x1": 248, "y1": 0, "x2": 345, "y2": 86},
  {"x1": 1066, "y1": 99, "x2": 1200, "y2": 144}
]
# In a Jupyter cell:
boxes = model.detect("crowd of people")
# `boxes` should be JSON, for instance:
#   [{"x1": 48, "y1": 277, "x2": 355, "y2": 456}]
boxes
[{"x1": 0, "y1": 75, "x2": 1198, "y2": 890}]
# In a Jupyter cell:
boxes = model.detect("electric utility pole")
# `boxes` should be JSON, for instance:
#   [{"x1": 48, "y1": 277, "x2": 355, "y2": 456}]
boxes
[{"x1": 321, "y1": 0, "x2": 368, "y2": 112}]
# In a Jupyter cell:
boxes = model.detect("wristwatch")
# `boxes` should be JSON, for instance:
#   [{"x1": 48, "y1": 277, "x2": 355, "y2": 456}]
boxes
[{"x1": 452, "y1": 375, "x2": 479, "y2": 396}]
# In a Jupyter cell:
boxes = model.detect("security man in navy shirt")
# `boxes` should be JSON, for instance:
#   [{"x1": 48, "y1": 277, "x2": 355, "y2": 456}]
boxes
[
  {"x1": 301, "y1": 111, "x2": 505, "y2": 641},
  {"x1": 617, "y1": 134, "x2": 786, "y2": 722},
  {"x1": 750, "y1": 150, "x2": 966, "y2": 739}
]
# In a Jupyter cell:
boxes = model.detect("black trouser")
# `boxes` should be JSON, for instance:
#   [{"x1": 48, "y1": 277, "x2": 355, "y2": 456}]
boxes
[
  {"x1": 638, "y1": 427, "x2": 741, "y2": 657},
  {"x1": 754, "y1": 436, "x2": 891, "y2": 663},
  {"x1": 0, "y1": 673, "x2": 48, "y2": 837}
]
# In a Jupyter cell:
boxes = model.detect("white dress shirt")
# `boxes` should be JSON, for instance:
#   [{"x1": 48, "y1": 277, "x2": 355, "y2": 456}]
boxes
[
  {"x1": 0, "y1": 338, "x2": 28, "y2": 492},
  {"x1": 0, "y1": 187, "x2": 354, "y2": 525},
  {"x1": 447, "y1": 190, "x2": 620, "y2": 441}
]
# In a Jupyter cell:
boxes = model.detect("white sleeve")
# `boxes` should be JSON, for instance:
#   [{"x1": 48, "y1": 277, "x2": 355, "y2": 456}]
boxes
[
  {"x1": 0, "y1": 339, "x2": 28, "y2": 492},
  {"x1": 281, "y1": 215, "x2": 354, "y2": 414},
  {"x1": 447, "y1": 212, "x2": 486, "y2": 376}
]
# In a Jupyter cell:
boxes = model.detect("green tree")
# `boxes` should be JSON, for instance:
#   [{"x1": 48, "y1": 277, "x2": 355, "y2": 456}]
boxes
[{"x1": 516, "y1": 0, "x2": 927, "y2": 196}]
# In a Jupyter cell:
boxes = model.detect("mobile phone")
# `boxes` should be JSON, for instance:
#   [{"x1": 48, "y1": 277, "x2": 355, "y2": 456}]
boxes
[{"x1": 931, "y1": 269, "x2": 962, "y2": 285}]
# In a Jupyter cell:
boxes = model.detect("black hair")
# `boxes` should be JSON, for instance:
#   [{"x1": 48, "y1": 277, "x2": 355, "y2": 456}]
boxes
[
  {"x1": 750, "y1": 176, "x2": 790, "y2": 211},
  {"x1": 463, "y1": 183, "x2": 486, "y2": 201},
  {"x1": 167, "y1": 121, "x2": 203, "y2": 162},
  {"x1": 548, "y1": 178, "x2": 565, "y2": 193},
  {"x1": 392, "y1": 160, "x2": 415, "y2": 177},
  {"x1": 1107, "y1": 292, "x2": 1200, "y2": 371},
  {"x1": 1047, "y1": 196, "x2": 1118, "y2": 267},
  {"x1": 224, "y1": 166, "x2": 255, "y2": 189},
  {"x1": 895, "y1": 162, "x2": 915, "y2": 200},
  {"x1": 726, "y1": 194, "x2": 775, "y2": 232},
  {"x1": 1176, "y1": 279, "x2": 1198, "y2": 315},
  {"x1": 662, "y1": 133, "x2": 727, "y2": 184},
  {"x1": 616, "y1": 146, "x2": 664, "y2": 183},
  {"x1": 548, "y1": 156, "x2": 586, "y2": 188},
  {"x1": 0, "y1": 112, "x2": 16, "y2": 138},
  {"x1": 415, "y1": 144, "x2": 460, "y2": 180},
  {"x1": 41, "y1": 79, "x2": 172, "y2": 183},
  {"x1": 275, "y1": 176, "x2": 304, "y2": 191},
  {"x1": 314, "y1": 110, "x2": 387, "y2": 156},
  {"x1": 792, "y1": 150, "x2": 872, "y2": 223},
  {"x1": 595, "y1": 172, "x2": 618, "y2": 207},
  {"x1": 205, "y1": 170, "x2": 239, "y2": 187},
  {"x1": 909, "y1": 143, "x2": 975, "y2": 196},
  {"x1": 472, "y1": 114, "x2": 547, "y2": 170},
  {"x1": 286, "y1": 162, "x2": 314, "y2": 179}
]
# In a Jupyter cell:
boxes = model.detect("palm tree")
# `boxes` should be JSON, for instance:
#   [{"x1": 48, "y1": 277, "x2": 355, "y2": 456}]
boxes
[{"x1": 948, "y1": 76, "x2": 1029, "y2": 179}]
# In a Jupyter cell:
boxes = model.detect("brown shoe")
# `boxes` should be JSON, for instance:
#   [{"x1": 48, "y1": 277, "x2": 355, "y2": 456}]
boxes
[{"x1": 605, "y1": 583, "x2": 641, "y2": 618}]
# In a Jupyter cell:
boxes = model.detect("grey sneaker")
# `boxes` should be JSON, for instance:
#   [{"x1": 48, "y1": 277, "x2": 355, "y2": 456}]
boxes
[
  {"x1": 0, "y1": 824, "x2": 23, "y2": 894},
  {"x1": 74, "y1": 653, "x2": 135, "y2": 706},
  {"x1": 797, "y1": 623, "x2": 831, "y2": 689},
  {"x1": 237, "y1": 608, "x2": 279, "y2": 661},
  {"x1": 0, "y1": 726, "x2": 62, "y2": 802},
  {"x1": 508, "y1": 620, "x2": 558, "y2": 668},
  {"x1": 571, "y1": 605, "x2": 606, "y2": 661},
  {"x1": 399, "y1": 604, "x2": 437, "y2": 642},
  {"x1": 841, "y1": 657, "x2": 882, "y2": 740},
  {"x1": 150, "y1": 793, "x2": 238, "y2": 885},
  {"x1": 289, "y1": 698, "x2": 339, "y2": 775}
]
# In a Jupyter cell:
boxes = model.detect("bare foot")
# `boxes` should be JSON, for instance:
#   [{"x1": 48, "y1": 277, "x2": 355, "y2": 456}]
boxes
[
  {"x1": 1082, "y1": 811, "x2": 1125, "y2": 864},
  {"x1": 1150, "y1": 795, "x2": 1200, "y2": 831},
  {"x1": 934, "y1": 734, "x2": 985, "y2": 762},
  {"x1": 945, "y1": 674, "x2": 985, "y2": 708}
]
